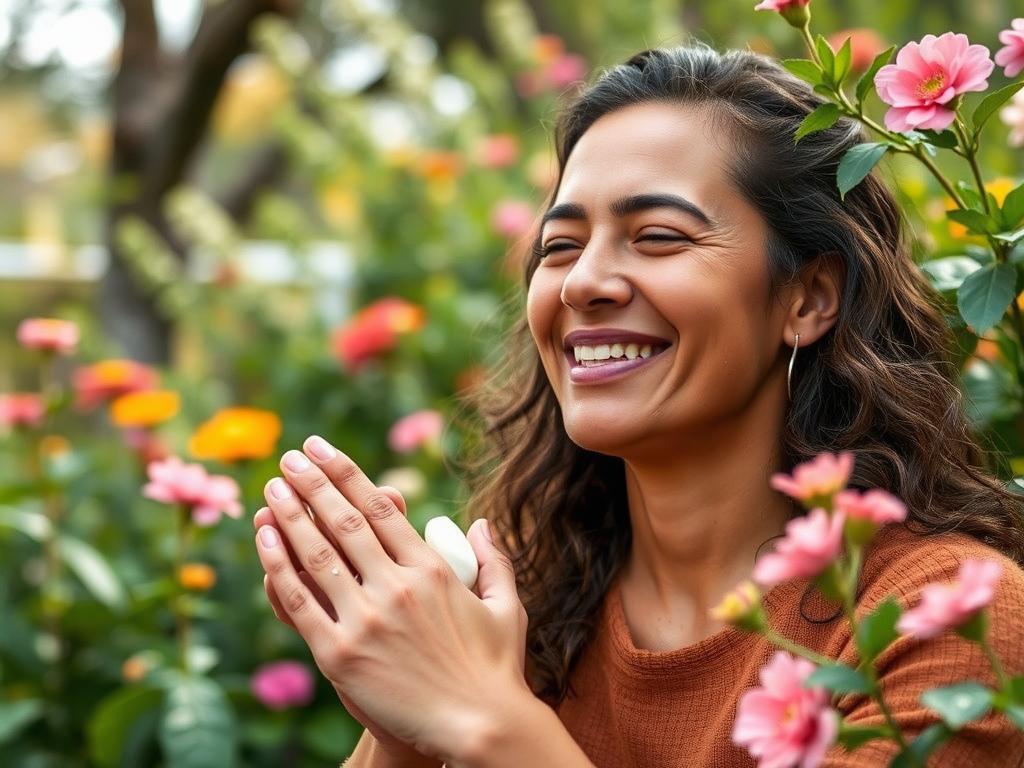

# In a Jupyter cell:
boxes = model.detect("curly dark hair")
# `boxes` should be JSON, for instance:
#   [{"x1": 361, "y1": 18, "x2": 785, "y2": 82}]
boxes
[{"x1": 459, "y1": 44, "x2": 1024, "y2": 704}]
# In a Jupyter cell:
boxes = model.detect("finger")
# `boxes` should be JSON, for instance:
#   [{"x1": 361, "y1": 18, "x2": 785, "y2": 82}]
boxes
[
  {"x1": 263, "y1": 574, "x2": 295, "y2": 628},
  {"x1": 263, "y1": 475, "x2": 362, "y2": 597},
  {"x1": 377, "y1": 485, "x2": 407, "y2": 516},
  {"x1": 256, "y1": 525, "x2": 337, "y2": 651},
  {"x1": 467, "y1": 519, "x2": 522, "y2": 621},
  {"x1": 254, "y1": 505, "x2": 308, "y2": 576},
  {"x1": 290, "y1": 436, "x2": 425, "y2": 570}
]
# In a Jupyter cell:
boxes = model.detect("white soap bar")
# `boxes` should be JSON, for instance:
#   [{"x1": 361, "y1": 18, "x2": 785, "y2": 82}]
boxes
[{"x1": 424, "y1": 516, "x2": 479, "y2": 589}]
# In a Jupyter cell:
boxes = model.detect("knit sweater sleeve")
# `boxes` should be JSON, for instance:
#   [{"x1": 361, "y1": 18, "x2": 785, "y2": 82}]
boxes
[{"x1": 821, "y1": 530, "x2": 1024, "y2": 768}]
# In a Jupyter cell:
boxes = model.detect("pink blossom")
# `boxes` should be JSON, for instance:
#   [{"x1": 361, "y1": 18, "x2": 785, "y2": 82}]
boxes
[
  {"x1": 874, "y1": 33, "x2": 994, "y2": 132},
  {"x1": 0, "y1": 393, "x2": 46, "y2": 428},
  {"x1": 733, "y1": 651, "x2": 839, "y2": 768},
  {"x1": 752, "y1": 509, "x2": 845, "y2": 587},
  {"x1": 387, "y1": 409, "x2": 444, "y2": 454},
  {"x1": 490, "y1": 200, "x2": 535, "y2": 239},
  {"x1": 475, "y1": 134, "x2": 520, "y2": 169},
  {"x1": 1000, "y1": 88, "x2": 1024, "y2": 147},
  {"x1": 834, "y1": 488, "x2": 907, "y2": 546},
  {"x1": 753, "y1": 0, "x2": 810, "y2": 11},
  {"x1": 770, "y1": 452, "x2": 854, "y2": 508},
  {"x1": 142, "y1": 455, "x2": 242, "y2": 526},
  {"x1": 16, "y1": 318, "x2": 80, "y2": 355},
  {"x1": 543, "y1": 54, "x2": 587, "y2": 90},
  {"x1": 896, "y1": 559, "x2": 1002, "y2": 639},
  {"x1": 250, "y1": 660, "x2": 315, "y2": 710},
  {"x1": 996, "y1": 19, "x2": 1024, "y2": 78}
]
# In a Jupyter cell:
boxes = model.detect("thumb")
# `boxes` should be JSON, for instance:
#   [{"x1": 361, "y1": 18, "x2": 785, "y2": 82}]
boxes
[{"x1": 467, "y1": 518, "x2": 518, "y2": 607}]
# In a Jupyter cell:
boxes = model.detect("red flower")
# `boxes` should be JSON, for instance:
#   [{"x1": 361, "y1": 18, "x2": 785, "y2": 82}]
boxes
[
  {"x1": 72, "y1": 359, "x2": 158, "y2": 410},
  {"x1": 332, "y1": 297, "x2": 425, "y2": 369},
  {"x1": 0, "y1": 393, "x2": 46, "y2": 428}
]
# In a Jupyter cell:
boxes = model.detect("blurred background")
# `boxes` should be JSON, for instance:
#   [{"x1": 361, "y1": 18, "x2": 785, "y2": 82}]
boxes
[{"x1": 1, "y1": 0, "x2": 1022, "y2": 766}]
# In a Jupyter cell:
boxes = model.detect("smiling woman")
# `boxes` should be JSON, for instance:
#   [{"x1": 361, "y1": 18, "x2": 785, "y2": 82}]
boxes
[{"x1": 253, "y1": 44, "x2": 1024, "y2": 768}]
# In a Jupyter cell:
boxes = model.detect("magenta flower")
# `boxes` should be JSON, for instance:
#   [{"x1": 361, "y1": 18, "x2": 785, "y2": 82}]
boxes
[
  {"x1": 896, "y1": 559, "x2": 1002, "y2": 640},
  {"x1": 752, "y1": 508, "x2": 845, "y2": 587},
  {"x1": 996, "y1": 18, "x2": 1024, "y2": 78},
  {"x1": 250, "y1": 660, "x2": 315, "y2": 710},
  {"x1": 387, "y1": 409, "x2": 444, "y2": 454},
  {"x1": 16, "y1": 318, "x2": 80, "y2": 355},
  {"x1": 770, "y1": 452, "x2": 854, "y2": 509},
  {"x1": 142, "y1": 455, "x2": 242, "y2": 526},
  {"x1": 753, "y1": 0, "x2": 810, "y2": 11},
  {"x1": 874, "y1": 33, "x2": 994, "y2": 132},
  {"x1": 733, "y1": 651, "x2": 839, "y2": 768}
]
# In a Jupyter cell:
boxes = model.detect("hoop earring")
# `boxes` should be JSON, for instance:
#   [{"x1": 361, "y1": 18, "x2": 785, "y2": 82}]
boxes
[{"x1": 787, "y1": 333, "x2": 800, "y2": 402}]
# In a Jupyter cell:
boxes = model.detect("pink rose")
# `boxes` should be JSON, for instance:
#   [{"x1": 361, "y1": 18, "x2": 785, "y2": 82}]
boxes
[
  {"x1": 142, "y1": 455, "x2": 243, "y2": 525},
  {"x1": 770, "y1": 452, "x2": 854, "y2": 508},
  {"x1": 1000, "y1": 88, "x2": 1024, "y2": 147},
  {"x1": 733, "y1": 651, "x2": 839, "y2": 768},
  {"x1": 874, "y1": 32, "x2": 994, "y2": 132},
  {"x1": 752, "y1": 508, "x2": 845, "y2": 587},
  {"x1": 16, "y1": 318, "x2": 80, "y2": 355},
  {"x1": 387, "y1": 409, "x2": 444, "y2": 454},
  {"x1": 996, "y1": 18, "x2": 1024, "y2": 78},
  {"x1": 896, "y1": 559, "x2": 1002, "y2": 639},
  {"x1": 250, "y1": 660, "x2": 315, "y2": 710}
]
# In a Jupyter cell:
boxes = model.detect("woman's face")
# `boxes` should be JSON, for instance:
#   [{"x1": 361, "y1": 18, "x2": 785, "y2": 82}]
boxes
[{"x1": 526, "y1": 102, "x2": 792, "y2": 459}]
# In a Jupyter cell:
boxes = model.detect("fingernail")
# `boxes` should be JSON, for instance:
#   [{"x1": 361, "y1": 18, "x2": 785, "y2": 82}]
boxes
[
  {"x1": 306, "y1": 435, "x2": 336, "y2": 461},
  {"x1": 282, "y1": 450, "x2": 310, "y2": 472},
  {"x1": 259, "y1": 526, "x2": 280, "y2": 548},
  {"x1": 268, "y1": 478, "x2": 292, "y2": 500}
]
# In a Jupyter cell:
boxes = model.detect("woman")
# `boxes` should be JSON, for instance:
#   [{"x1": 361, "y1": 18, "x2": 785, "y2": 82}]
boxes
[{"x1": 253, "y1": 45, "x2": 1024, "y2": 766}]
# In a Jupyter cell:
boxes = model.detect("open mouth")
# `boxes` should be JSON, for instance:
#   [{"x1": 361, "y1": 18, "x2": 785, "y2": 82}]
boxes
[{"x1": 572, "y1": 342, "x2": 669, "y2": 367}]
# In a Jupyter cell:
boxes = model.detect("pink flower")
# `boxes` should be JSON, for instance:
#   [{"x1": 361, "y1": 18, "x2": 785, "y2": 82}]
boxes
[
  {"x1": 0, "y1": 393, "x2": 46, "y2": 428},
  {"x1": 490, "y1": 200, "x2": 535, "y2": 239},
  {"x1": 770, "y1": 452, "x2": 854, "y2": 508},
  {"x1": 996, "y1": 19, "x2": 1024, "y2": 78},
  {"x1": 752, "y1": 508, "x2": 845, "y2": 587},
  {"x1": 753, "y1": 0, "x2": 810, "y2": 11},
  {"x1": 250, "y1": 660, "x2": 315, "y2": 710},
  {"x1": 142, "y1": 455, "x2": 242, "y2": 526},
  {"x1": 543, "y1": 54, "x2": 587, "y2": 90},
  {"x1": 733, "y1": 651, "x2": 839, "y2": 768},
  {"x1": 896, "y1": 559, "x2": 1002, "y2": 639},
  {"x1": 874, "y1": 33, "x2": 994, "y2": 132},
  {"x1": 1000, "y1": 88, "x2": 1024, "y2": 147},
  {"x1": 474, "y1": 134, "x2": 520, "y2": 169},
  {"x1": 834, "y1": 488, "x2": 907, "y2": 525},
  {"x1": 16, "y1": 318, "x2": 79, "y2": 355},
  {"x1": 387, "y1": 409, "x2": 444, "y2": 454},
  {"x1": 72, "y1": 359, "x2": 158, "y2": 410}
]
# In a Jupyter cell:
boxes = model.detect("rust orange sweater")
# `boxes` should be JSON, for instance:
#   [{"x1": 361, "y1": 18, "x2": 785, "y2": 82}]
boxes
[{"x1": 556, "y1": 525, "x2": 1024, "y2": 767}]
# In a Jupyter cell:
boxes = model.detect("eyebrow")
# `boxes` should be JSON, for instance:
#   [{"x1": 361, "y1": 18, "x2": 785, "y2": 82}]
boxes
[{"x1": 540, "y1": 192, "x2": 712, "y2": 232}]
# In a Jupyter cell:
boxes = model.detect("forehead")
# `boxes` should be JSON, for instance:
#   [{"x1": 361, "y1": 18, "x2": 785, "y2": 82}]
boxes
[{"x1": 555, "y1": 102, "x2": 740, "y2": 210}]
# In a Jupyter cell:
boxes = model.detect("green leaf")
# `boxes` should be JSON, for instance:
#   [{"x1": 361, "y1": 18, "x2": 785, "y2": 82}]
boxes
[
  {"x1": 972, "y1": 80, "x2": 1024, "y2": 133},
  {"x1": 856, "y1": 45, "x2": 896, "y2": 105},
  {"x1": 888, "y1": 723, "x2": 952, "y2": 767},
  {"x1": 994, "y1": 229, "x2": 1024, "y2": 246},
  {"x1": 805, "y1": 663, "x2": 873, "y2": 694},
  {"x1": 782, "y1": 58, "x2": 823, "y2": 86},
  {"x1": 833, "y1": 36, "x2": 852, "y2": 86},
  {"x1": 58, "y1": 534, "x2": 128, "y2": 611},
  {"x1": 921, "y1": 682, "x2": 993, "y2": 730},
  {"x1": 957, "y1": 261, "x2": 1017, "y2": 334},
  {"x1": 920, "y1": 256, "x2": 982, "y2": 294},
  {"x1": 158, "y1": 674, "x2": 237, "y2": 768},
  {"x1": 837, "y1": 142, "x2": 888, "y2": 199},
  {"x1": 1010, "y1": 675, "x2": 1024, "y2": 703},
  {"x1": 1001, "y1": 182, "x2": 1024, "y2": 230},
  {"x1": 795, "y1": 103, "x2": 841, "y2": 142},
  {"x1": 856, "y1": 597, "x2": 901, "y2": 662},
  {"x1": 0, "y1": 700, "x2": 45, "y2": 745},
  {"x1": 1006, "y1": 705, "x2": 1024, "y2": 729},
  {"x1": 837, "y1": 724, "x2": 890, "y2": 751},
  {"x1": 87, "y1": 685, "x2": 164, "y2": 768},
  {"x1": 299, "y1": 707, "x2": 363, "y2": 759},
  {"x1": 815, "y1": 34, "x2": 836, "y2": 83},
  {"x1": 946, "y1": 208, "x2": 994, "y2": 236},
  {"x1": 0, "y1": 506, "x2": 51, "y2": 540},
  {"x1": 916, "y1": 128, "x2": 960, "y2": 149}
]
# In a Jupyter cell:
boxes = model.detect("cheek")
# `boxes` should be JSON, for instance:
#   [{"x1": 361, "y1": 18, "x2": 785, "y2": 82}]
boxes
[{"x1": 525, "y1": 274, "x2": 559, "y2": 345}]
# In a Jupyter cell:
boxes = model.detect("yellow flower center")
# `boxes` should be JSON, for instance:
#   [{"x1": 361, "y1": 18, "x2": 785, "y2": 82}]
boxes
[{"x1": 914, "y1": 72, "x2": 946, "y2": 100}]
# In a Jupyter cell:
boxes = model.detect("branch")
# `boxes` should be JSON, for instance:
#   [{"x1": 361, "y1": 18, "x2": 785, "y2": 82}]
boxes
[
  {"x1": 217, "y1": 141, "x2": 288, "y2": 222},
  {"x1": 111, "y1": 0, "x2": 162, "y2": 171}
]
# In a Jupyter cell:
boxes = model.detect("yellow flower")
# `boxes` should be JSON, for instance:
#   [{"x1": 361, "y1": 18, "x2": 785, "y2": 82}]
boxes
[
  {"x1": 710, "y1": 580, "x2": 766, "y2": 632},
  {"x1": 109, "y1": 391, "x2": 180, "y2": 428},
  {"x1": 178, "y1": 562, "x2": 217, "y2": 591},
  {"x1": 947, "y1": 177, "x2": 1017, "y2": 240},
  {"x1": 189, "y1": 407, "x2": 282, "y2": 462}
]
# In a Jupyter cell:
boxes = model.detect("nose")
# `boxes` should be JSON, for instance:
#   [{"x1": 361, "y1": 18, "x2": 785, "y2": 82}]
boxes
[{"x1": 559, "y1": 242, "x2": 633, "y2": 310}]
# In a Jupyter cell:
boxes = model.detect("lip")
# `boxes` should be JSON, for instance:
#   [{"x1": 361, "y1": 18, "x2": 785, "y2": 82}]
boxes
[{"x1": 561, "y1": 328, "x2": 671, "y2": 385}]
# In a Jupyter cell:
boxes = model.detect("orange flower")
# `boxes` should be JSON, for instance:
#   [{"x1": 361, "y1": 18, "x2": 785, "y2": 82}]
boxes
[
  {"x1": 16, "y1": 318, "x2": 79, "y2": 355},
  {"x1": 827, "y1": 29, "x2": 887, "y2": 72},
  {"x1": 189, "y1": 407, "x2": 282, "y2": 462},
  {"x1": 109, "y1": 391, "x2": 180, "y2": 428},
  {"x1": 331, "y1": 297, "x2": 426, "y2": 369},
  {"x1": 73, "y1": 359, "x2": 158, "y2": 410},
  {"x1": 178, "y1": 562, "x2": 217, "y2": 591},
  {"x1": 414, "y1": 151, "x2": 463, "y2": 182}
]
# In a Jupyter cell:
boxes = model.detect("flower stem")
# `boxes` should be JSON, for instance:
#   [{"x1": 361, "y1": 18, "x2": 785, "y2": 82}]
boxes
[
  {"x1": 761, "y1": 628, "x2": 835, "y2": 667},
  {"x1": 175, "y1": 504, "x2": 194, "y2": 674}
]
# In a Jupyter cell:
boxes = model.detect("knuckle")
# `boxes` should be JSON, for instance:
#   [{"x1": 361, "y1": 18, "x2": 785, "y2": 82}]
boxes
[
  {"x1": 363, "y1": 493, "x2": 397, "y2": 522},
  {"x1": 333, "y1": 459, "x2": 362, "y2": 487},
  {"x1": 282, "y1": 586, "x2": 310, "y2": 614},
  {"x1": 422, "y1": 558, "x2": 451, "y2": 585},
  {"x1": 280, "y1": 504, "x2": 309, "y2": 525},
  {"x1": 305, "y1": 543, "x2": 337, "y2": 571},
  {"x1": 329, "y1": 509, "x2": 366, "y2": 535},
  {"x1": 303, "y1": 472, "x2": 332, "y2": 497}
]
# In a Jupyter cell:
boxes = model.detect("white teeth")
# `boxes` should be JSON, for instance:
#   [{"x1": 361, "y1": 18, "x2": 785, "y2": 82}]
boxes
[{"x1": 573, "y1": 343, "x2": 659, "y2": 364}]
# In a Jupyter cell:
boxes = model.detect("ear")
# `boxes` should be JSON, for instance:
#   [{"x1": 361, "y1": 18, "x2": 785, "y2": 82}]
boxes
[{"x1": 783, "y1": 253, "x2": 842, "y2": 347}]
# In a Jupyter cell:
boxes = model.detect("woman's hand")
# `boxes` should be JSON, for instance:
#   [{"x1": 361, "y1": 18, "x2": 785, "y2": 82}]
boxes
[{"x1": 253, "y1": 435, "x2": 530, "y2": 764}]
